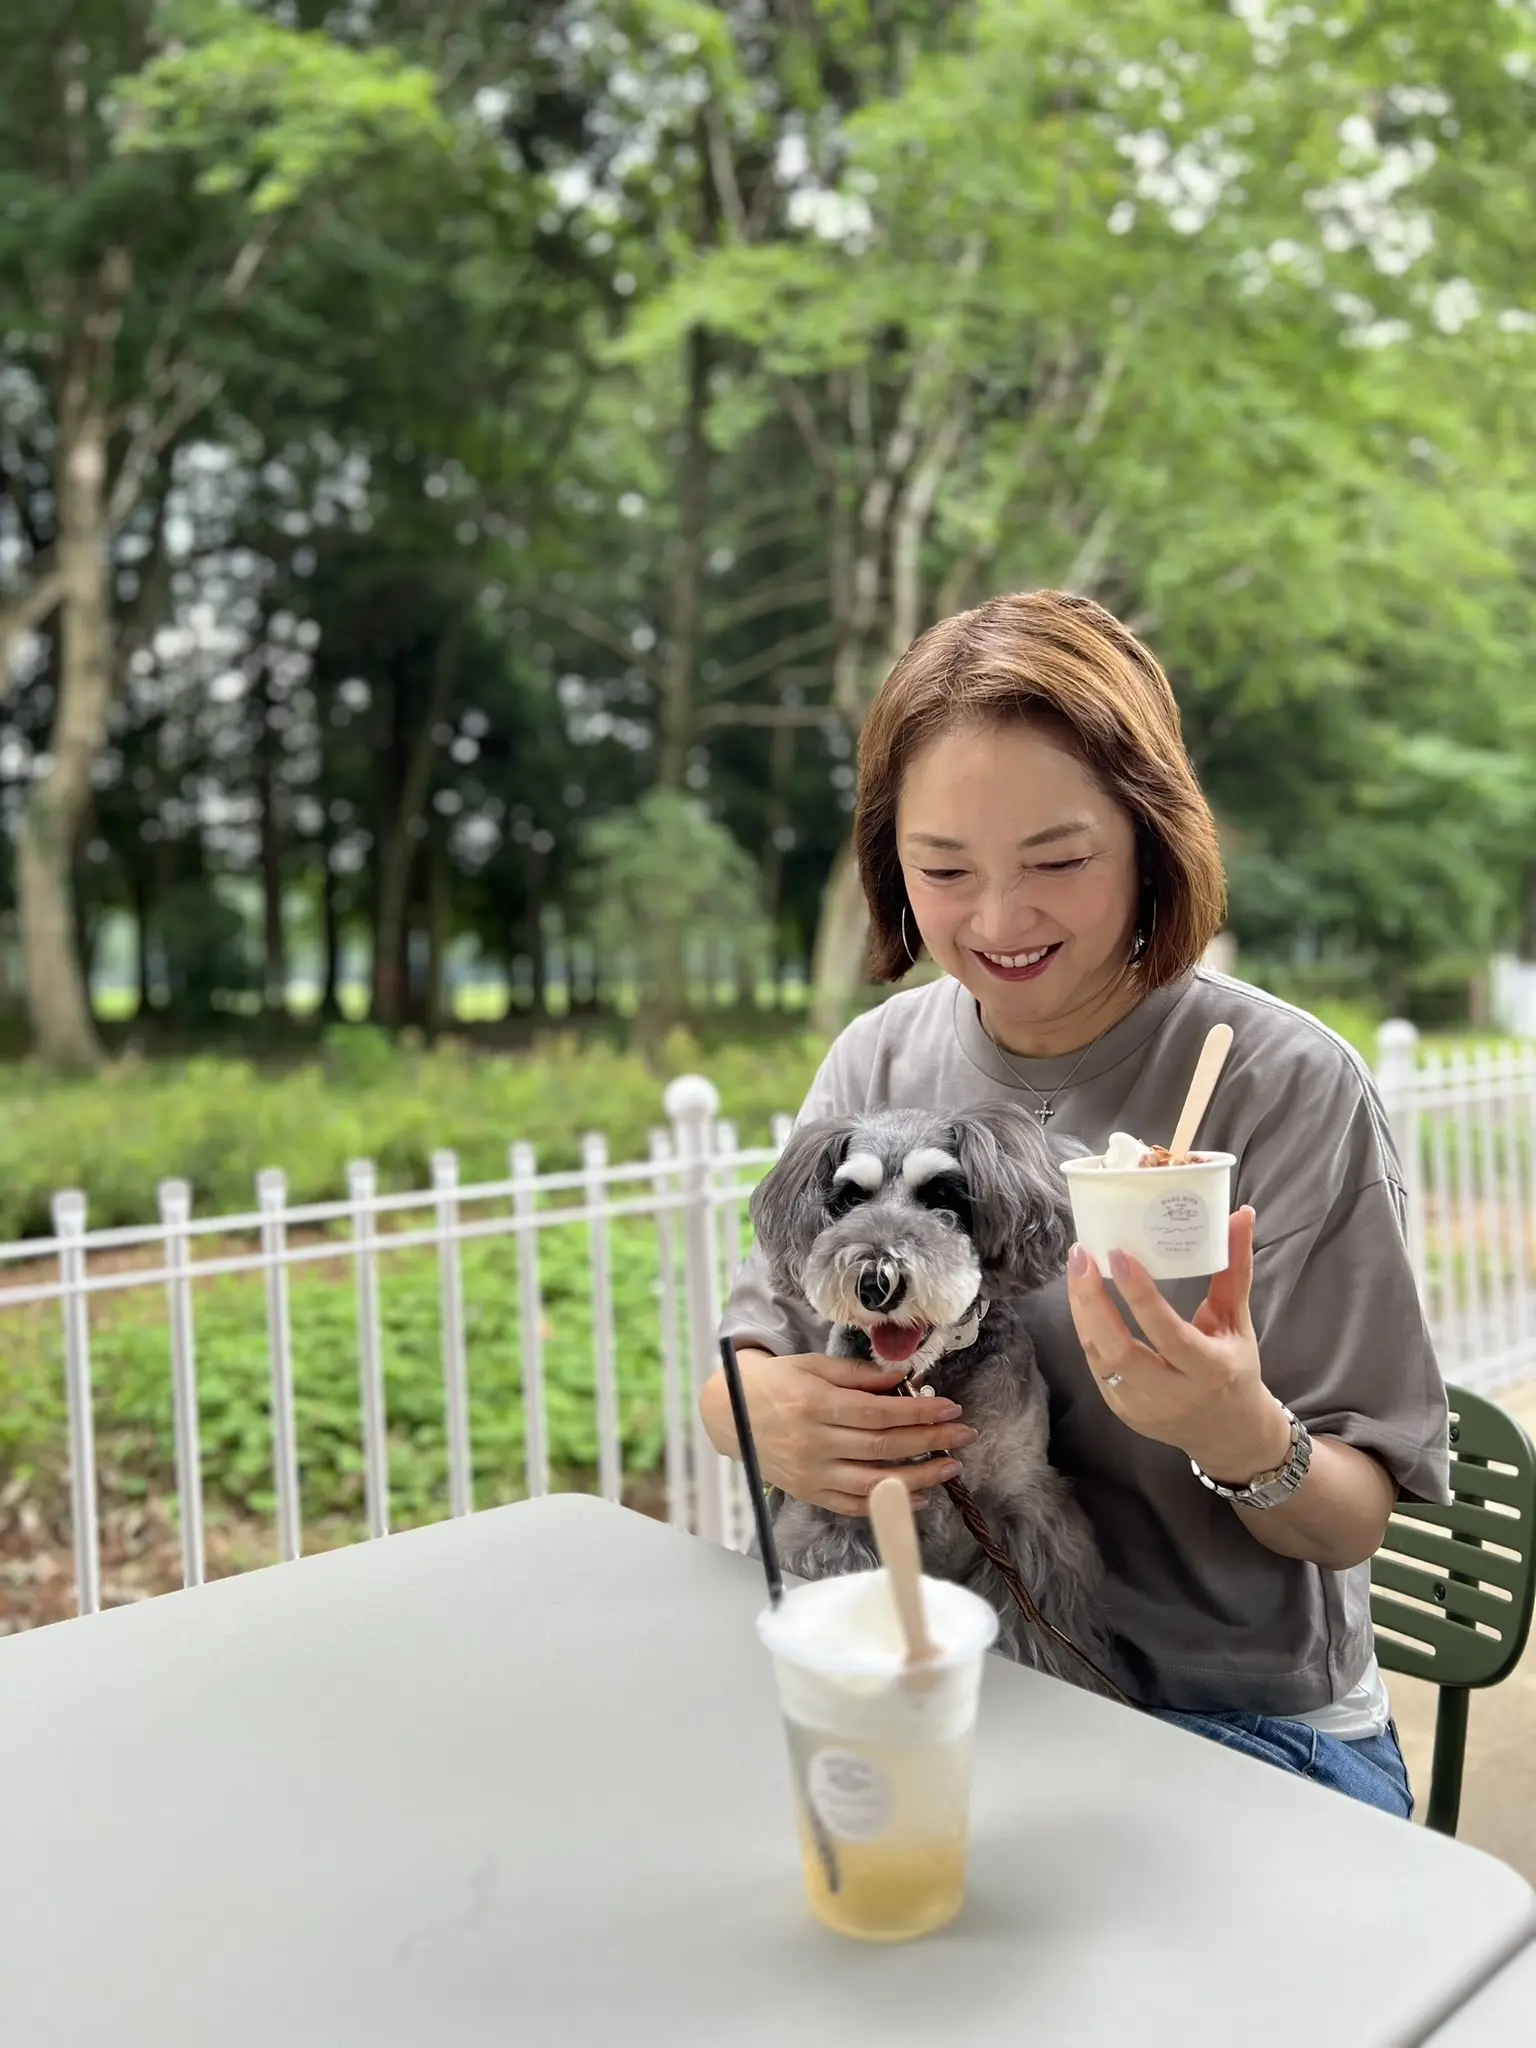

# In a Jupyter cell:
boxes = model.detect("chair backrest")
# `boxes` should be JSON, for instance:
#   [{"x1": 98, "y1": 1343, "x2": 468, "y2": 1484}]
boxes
[{"x1": 1371, "y1": 1385, "x2": 1536, "y2": 1691}]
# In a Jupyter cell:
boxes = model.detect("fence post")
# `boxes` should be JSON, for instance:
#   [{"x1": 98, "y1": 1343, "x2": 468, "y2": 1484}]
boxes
[
  {"x1": 157, "y1": 1177, "x2": 205, "y2": 1588},
  {"x1": 648, "y1": 1129, "x2": 688, "y2": 1531},
  {"x1": 347, "y1": 1159, "x2": 390, "y2": 1540},
  {"x1": 431, "y1": 1149, "x2": 473, "y2": 1519},
  {"x1": 257, "y1": 1167, "x2": 303, "y2": 1563},
  {"x1": 582, "y1": 1131, "x2": 622, "y2": 1504},
  {"x1": 1377, "y1": 1018, "x2": 1426, "y2": 1300},
  {"x1": 53, "y1": 1189, "x2": 100, "y2": 1618},
  {"x1": 510, "y1": 1141, "x2": 549, "y2": 1500},
  {"x1": 664, "y1": 1073, "x2": 731, "y2": 1546}
]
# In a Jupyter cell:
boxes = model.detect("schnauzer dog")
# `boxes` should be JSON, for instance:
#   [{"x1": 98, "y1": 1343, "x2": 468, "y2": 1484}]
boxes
[{"x1": 748, "y1": 1103, "x2": 1114, "y2": 1692}]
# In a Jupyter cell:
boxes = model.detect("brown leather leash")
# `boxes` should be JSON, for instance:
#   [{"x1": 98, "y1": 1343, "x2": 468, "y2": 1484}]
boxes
[{"x1": 896, "y1": 1377, "x2": 1131, "y2": 1706}]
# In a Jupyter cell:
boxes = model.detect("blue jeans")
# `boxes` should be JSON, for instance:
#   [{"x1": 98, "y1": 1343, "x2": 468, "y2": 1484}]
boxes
[{"x1": 1150, "y1": 1710, "x2": 1414, "y2": 1819}]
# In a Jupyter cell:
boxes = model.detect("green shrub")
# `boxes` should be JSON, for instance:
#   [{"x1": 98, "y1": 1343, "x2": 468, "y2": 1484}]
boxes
[
  {"x1": 0, "y1": 1031, "x2": 824, "y2": 1240},
  {"x1": 0, "y1": 1032, "x2": 807, "y2": 1542},
  {"x1": 0, "y1": 1205, "x2": 763, "y2": 1540}
]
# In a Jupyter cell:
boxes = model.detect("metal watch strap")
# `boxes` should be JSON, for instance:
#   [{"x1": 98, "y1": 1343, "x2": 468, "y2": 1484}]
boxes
[{"x1": 1191, "y1": 1406, "x2": 1312, "y2": 1509}]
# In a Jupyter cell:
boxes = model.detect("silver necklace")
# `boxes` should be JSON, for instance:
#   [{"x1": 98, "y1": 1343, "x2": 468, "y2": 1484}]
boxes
[{"x1": 978, "y1": 1006, "x2": 1096, "y2": 1126}]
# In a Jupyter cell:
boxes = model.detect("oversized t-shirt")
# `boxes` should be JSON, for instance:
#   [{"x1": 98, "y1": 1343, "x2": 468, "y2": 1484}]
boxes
[{"x1": 721, "y1": 968, "x2": 1451, "y2": 1717}]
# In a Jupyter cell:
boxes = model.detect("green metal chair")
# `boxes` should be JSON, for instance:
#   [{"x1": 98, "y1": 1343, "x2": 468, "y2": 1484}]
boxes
[{"x1": 1370, "y1": 1384, "x2": 1536, "y2": 1836}]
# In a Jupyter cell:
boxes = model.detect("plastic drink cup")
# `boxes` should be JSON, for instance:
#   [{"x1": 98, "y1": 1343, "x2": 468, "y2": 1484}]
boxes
[
  {"x1": 1062, "y1": 1148, "x2": 1236, "y2": 1280},
  {"x1": 756, "y1": 1570, "x2": 998, "y2": 1941}
]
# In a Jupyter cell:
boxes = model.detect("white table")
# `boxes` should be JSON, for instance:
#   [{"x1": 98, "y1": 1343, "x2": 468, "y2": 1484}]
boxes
[
  {"x1": 1420, "y1": 1939, "x2": 1536, "y2": 2042},
  {"x1": 0, "y1": 1495, "x2": 1530, "y2": 2047}
]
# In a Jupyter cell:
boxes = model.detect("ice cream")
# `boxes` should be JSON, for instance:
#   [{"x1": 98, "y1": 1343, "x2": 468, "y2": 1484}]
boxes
[
  {"x1": 1101, "y1": 1131, "x2": 1200, "y2": 1170},
  {"x1": 758, "y1": 1569, "x2": 995, "y2": 1684},
  {"x1": 1102, "y1": 1130, "x2": 1148, "y2": 1170},
  {"x1": 1061, "y1": 1141, "x2": 1236, "y2": 1280}
]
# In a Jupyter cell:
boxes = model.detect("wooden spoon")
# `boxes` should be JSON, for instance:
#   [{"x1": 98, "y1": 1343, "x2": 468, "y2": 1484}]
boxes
[
  {"x1": 869, "y1": 1477, "x2": 941, "y2": 1678},
  {"x1": 1168, "y1": 1022, "x2": 1234, "y2": 1163}
]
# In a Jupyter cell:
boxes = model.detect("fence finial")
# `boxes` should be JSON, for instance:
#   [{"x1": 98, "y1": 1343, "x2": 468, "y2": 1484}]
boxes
[
  {"x1": 1376, "y1": 1017, "x2": 1420, "y2": 1093},
  {"x1": 663, "y1": 1073, "x2": 721, "y2": 1125}
]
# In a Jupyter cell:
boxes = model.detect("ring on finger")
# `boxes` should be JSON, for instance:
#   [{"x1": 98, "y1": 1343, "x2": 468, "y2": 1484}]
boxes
[{"x1": 1101, "y1": 1371, "x2": 1125, "y2": 1390}]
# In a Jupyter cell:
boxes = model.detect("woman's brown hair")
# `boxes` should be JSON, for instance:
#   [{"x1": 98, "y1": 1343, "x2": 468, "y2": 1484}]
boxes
[{"x1": 855, "y1": 589, "x2": 1227, "y2": 985}]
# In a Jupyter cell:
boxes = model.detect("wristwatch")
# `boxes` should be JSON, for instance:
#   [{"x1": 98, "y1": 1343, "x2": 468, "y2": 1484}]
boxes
[{"x1": 1191, "y1": 1405, "x2": 1312, "y2": 1509}]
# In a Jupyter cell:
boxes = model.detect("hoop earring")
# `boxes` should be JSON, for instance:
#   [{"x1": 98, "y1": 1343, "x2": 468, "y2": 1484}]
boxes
[
  {"x1": 901, "y1": 905, "x2": 919, "y2": 967},
  {"x1": 1130, "y1": 894, "x2": 1156, "y2": 964}
]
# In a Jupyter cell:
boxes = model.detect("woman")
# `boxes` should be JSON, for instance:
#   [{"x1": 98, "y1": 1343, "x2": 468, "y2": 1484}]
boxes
[{"x1": 701, "y1": 589, "x2": 1448, "y2": 1817}]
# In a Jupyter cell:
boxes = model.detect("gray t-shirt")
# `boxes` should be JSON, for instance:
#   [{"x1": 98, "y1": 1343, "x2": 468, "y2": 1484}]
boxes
[{"x1": 721, "y1": 968, "x2": 1451, "y2": 1716}]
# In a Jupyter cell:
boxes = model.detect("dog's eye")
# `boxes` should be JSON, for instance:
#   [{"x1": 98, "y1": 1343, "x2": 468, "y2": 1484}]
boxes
[
  {"x1": 827, "y1": 1178, "x2": 868, "y2": 1217},
  {"x1": 911, "y1": 1175, "x2": 973, "y2": 1234}
]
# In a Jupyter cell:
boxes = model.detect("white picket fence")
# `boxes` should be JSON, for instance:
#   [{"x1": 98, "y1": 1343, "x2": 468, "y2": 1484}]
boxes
[
  {"x1": 0, "y1": 1077, "x2": 784, "y2": 1619},
  {"x1": 1376, "y1": 1021, "x2": 1536, "y2": 1396},
  {"x1": 1, "y1": 1020, "x2": 1533, "y2": 1622}
]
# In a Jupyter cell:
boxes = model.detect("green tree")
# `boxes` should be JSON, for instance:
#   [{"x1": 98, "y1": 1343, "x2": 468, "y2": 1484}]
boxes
[
  {"x1": 616, "y1": 0, "x2": 1536, "y2": 1027},
  {"x1": 575, "y1": 789, "x2": 770, "y2": 1049},
  {"x1": 0, "y1": 0, "x2": 453, "y2": 1066}
]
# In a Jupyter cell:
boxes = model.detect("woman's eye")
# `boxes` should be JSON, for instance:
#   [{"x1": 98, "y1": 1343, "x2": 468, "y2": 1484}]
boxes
[
  {"x1": 1035, "y1": 857, "x2": 1089, "y2": 874},
  {"x1": 919, "y1": 868, "x2": 967, "y2": 884}
]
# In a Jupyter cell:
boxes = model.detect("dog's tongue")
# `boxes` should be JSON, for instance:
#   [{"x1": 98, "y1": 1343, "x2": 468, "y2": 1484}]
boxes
[{"x1": 869, "y1": 1321, "x2": 926, "y2": 1364}]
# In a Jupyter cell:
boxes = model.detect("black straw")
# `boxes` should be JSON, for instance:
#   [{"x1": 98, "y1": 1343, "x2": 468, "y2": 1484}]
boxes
[{"x1": 718, "y1": 1335, "x2": 784, "y2": 1608}]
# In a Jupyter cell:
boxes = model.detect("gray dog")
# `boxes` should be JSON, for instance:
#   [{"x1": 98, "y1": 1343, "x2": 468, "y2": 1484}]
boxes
[{"x1": 748, "y1": 1103, "x2": 1116, "y2": 1693}]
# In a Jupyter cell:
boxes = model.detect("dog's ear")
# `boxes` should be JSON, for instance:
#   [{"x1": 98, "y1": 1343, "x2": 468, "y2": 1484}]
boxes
[
  {"x1": 947, "y1": 1103, "x2": 1076, "y2": 1294},
  {"x1": 749, "y1": 1115, "x2": 860, "y2": 1293}
]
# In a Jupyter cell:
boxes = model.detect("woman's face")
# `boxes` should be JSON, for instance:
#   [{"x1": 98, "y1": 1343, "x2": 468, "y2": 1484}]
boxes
[{"x1": 896, "y1": 719, "x2": 1142, "y2": 1056}]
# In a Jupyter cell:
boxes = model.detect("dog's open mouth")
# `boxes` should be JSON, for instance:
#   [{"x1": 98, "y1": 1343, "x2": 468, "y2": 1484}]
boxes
[{"x1": 868, "y1": 1321, "x2": 931, "y2": 1365}]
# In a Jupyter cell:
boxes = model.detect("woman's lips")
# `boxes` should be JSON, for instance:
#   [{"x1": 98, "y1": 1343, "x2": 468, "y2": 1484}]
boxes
[{"x1": 973, "y1": 942, "x2": 1062, "y2": 983}]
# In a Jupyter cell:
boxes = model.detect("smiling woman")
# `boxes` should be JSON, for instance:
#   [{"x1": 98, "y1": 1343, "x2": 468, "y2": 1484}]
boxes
[
  {"x1": 702, "y1": 588, "x2": 1450, "y2": 1824},
  {"x1": 855, "y1": 590, "x2": 1226, "y2": 1055}
]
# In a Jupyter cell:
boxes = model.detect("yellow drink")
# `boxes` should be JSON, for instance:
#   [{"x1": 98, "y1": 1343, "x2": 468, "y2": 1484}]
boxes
[
  {"x1": 759, "y1": 1574, "x2": 996, "y2": 1944},
  {"x1": 785, "y1": 1725, "x2": 975, "y2": 1940},
  {"x1": 797, "y1": 1827, "x2": 968, "y2": 1941}
]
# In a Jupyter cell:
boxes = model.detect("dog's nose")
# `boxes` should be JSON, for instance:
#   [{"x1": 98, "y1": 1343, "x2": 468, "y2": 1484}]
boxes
[{"x1": 856, "y1": 1261, "x2": 905, "y2": 1313}]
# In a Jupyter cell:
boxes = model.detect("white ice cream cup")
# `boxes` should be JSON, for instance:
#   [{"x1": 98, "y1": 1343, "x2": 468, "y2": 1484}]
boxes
[{"x1": 1061, "y1": 1149, "x2": 1236, "y2": 1280}]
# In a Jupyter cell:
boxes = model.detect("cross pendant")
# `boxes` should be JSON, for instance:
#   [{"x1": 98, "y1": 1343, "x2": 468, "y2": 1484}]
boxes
[{"x1": 1034, "y1": 1105, "x2": 1054, "y2": 1126}]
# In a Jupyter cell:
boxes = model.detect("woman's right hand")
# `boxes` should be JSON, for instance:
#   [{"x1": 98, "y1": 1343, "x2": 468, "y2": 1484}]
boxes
[{"x1": 700, "y1": 1348, "x2": 979, "y2": 1517}]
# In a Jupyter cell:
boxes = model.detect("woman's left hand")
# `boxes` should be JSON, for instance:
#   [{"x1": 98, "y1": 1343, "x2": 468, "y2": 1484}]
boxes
[{"x1": 1065, "y1": 1206, "x2": 1293, "y2": 1484}]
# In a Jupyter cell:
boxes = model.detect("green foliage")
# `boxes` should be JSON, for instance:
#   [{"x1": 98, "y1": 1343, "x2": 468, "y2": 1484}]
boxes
[
  {"x1": 0, "y1": 1034, "x2": 822, "y2": 1241},
  {"x1": 0, "y1": 1214, "x2": 735, "y2": 1534},
  {"x1": 575, "y1": 792, "x2": 772, "y2": 1038},
  {"x1": 4, "y1": 0, "x2": 1536, "y2": 1056},
  {"x1": 119, "y1": 4, "x2": 452, "y2": 214}
]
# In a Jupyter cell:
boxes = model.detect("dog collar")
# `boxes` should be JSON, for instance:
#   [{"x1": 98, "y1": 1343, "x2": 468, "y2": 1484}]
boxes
[{"x1": 944, "y1": 1297, "x2": 987, "y2": 1355}]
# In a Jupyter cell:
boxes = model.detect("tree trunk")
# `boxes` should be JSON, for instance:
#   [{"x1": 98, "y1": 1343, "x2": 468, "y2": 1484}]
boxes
[
  {"x1": 0, "y1": 570, "x2": 65, "y2": 703},
  {"x1": 759, "y1": 718, "x2": 797, "y2": 1000},
  {"x1": 426, "y1": 834, "x2": 450, "y2": 1038},
  {"x1": 319, "y1": 835, "x2": 342, "y2": 1022},
  {"x1": 657, "y1": 324, "x2": 711, "y2": 791},
  {"x1": 372, "y1": 613, "x2": 464, "y2": 1028},
  {"x1": 255, "y1": 650, "x2": 288, "y2": 1015},
  {"x1": 810, "y1": 839, "x2": 871, "y2": 1040},
  {"x1": 525, "y1": 847, "x2": 548, "y2": 1015},
  {"x1": 1522, "y1": 860, "x2": 1536, "y2": 960},
  {"x1": 20, "y1": 333, "x2": 119, "y2": 1071}
]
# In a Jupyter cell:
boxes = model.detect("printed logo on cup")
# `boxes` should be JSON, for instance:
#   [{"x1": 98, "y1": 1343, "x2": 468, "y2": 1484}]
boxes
[
  {"x1": 807, "y1": 1748, "x2": 894, "y2": 1843},
  {"x1": 1142, "y1": 1190, "x2": 1208, "y2": 1260}
]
